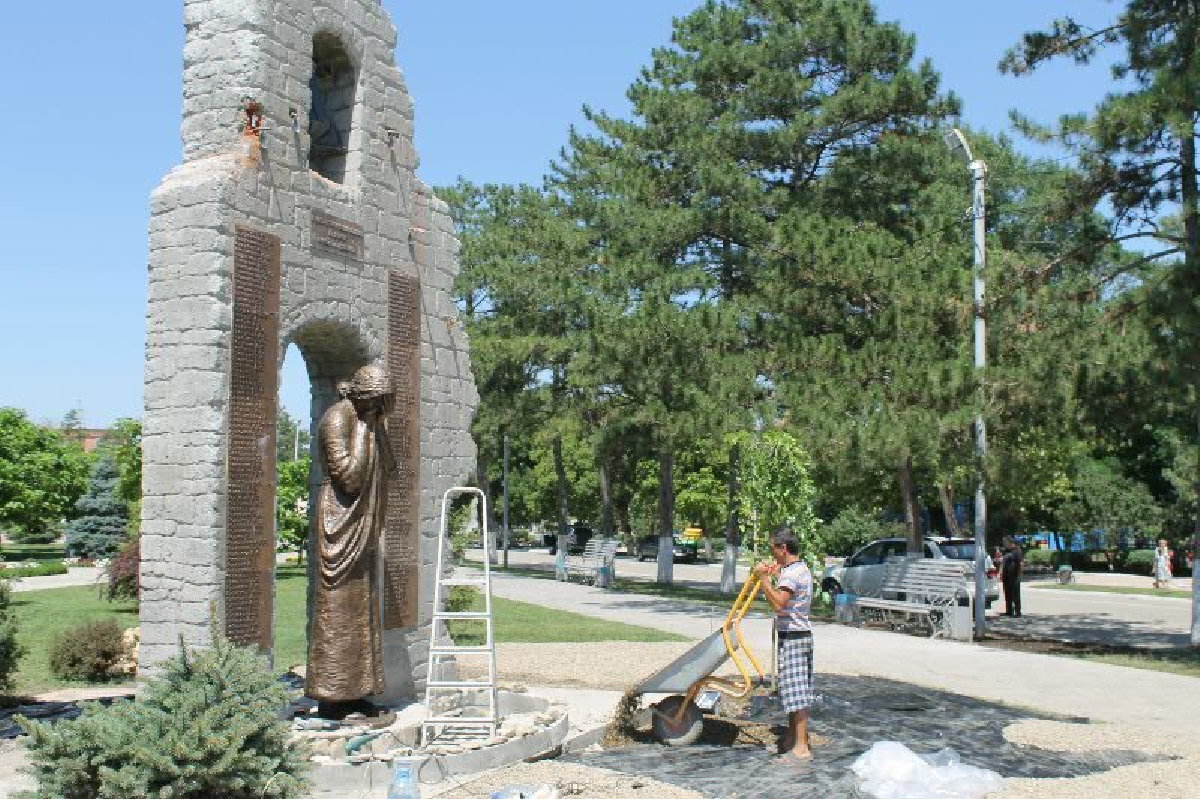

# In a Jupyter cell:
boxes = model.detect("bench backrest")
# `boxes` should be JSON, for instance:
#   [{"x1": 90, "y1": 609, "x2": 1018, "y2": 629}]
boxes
[
  {"x1": 880, "y1": 558, "x2": 969, "y2": 600},
  {"x1": 579, "y1": 539, "x2": 604, "y2": 559}
]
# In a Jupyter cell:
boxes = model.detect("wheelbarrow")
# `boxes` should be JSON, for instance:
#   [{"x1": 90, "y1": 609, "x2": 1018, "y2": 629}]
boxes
[{"x1": 634, "y1": 575, "x2": 771, "y2": 746}]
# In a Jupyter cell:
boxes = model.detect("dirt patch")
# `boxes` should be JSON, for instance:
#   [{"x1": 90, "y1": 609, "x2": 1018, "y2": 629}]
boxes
[{"x1": 430, "y1": 760, "x2": 702, "y2": 799}]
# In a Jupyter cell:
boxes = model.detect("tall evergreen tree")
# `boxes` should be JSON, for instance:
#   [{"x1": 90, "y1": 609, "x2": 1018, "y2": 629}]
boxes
[
  {"x1": 63, "y1": 454, "x2": 129, "y2": 559},
  {"x1": 1002, "y1": 0, "x2": 1200, "y2": 643}
]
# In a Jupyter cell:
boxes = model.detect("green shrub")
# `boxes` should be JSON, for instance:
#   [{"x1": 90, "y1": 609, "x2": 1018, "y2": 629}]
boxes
[
  {"x1": 19, "y1": 635, "x2": 310, "y2": 798},
  {"x1": 8, "y1": 528, "x2": 59, "y2": 546},
  {"x1": 823, "y1": 508, "x2": 908, "y2": 557},
  {"x1": 1124, "y1": 549, "x2": 1156, "y2": 575},
  {"x1": 446, "y1": 585, "x2": 480, "y2": 613},
  {"x1": 1024, "y1": 548, "x2": 1053, "y2": 567},
  {"x1": 104, "y1": 533, "x2": 140, "y2": 602},
  {"x1": 1, "y1": 561, "x2": 68, "y2": 579},
  {"x1": 48, "y1": 619, "x2": 125, "y2": 681},
  {"x1": 0, "y1": 579, "x2": 23, "y2": 694}
]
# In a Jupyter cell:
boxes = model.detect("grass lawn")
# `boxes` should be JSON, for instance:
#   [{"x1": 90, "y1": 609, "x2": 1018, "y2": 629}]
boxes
[
  {"x1": 1078, "y1": 650, "x2": 1200, "y2": 678},
  {"x1": 10, "y1": 567, "x2": 688, "y2": 694},
  {"x1": 2, "y1": 544, "x2": 66, "y2": 563},
  {"x1": 272, "y1": 565, "x2": 688, "y2": 669},
  {"x1": 1030, "y1": 583, "x2": 1191, "y2": 599},
  {"x1": 9, "y1": 585, "x2": 138, "y2": 695}
]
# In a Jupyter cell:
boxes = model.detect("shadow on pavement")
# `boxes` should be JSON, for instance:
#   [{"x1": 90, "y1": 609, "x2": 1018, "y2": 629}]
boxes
[{"x1": 986, "y1": 611, "x2": 1191, "y2": 649}]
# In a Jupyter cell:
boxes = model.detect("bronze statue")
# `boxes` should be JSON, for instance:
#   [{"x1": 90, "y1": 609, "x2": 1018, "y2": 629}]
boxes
[{"x1": 307, "y1": 364, "x2": 396, "y2": 716}]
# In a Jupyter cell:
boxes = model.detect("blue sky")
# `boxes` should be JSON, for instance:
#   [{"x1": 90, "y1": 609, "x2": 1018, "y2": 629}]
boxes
[{"x1": 0, "y1": 1, "x2": 1121, "y2": 429}]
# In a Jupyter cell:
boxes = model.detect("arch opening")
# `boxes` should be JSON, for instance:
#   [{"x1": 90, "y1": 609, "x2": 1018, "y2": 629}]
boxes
[
  {"x1": 309, "y1": 31, "x2": 358, "y2": 184},
  {"x1": 274, "y1": 323, "x2": 374, "y2": 669}
]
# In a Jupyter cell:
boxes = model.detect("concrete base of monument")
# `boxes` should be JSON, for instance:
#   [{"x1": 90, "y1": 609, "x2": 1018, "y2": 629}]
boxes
[{"x1": 302, "y1": 690, "x2": 570, "y2": 798}]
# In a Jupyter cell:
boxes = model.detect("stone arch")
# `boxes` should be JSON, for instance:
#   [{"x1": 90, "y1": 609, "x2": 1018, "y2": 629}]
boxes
[
  {"x1": 286, "y1": 318, "x2": 376, "y2": 425},
  {"x1": 308, "y1": 29, "x2": 360, "y2": 185}
]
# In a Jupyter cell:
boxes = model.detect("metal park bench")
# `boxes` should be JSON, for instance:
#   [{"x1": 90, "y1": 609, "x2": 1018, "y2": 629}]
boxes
[
  {"x1": 568, "y1": 538, "x2": 619, "y2": 585},
  {"x1": 853, "y1": 558, "x2": 971, "y2": 639}
]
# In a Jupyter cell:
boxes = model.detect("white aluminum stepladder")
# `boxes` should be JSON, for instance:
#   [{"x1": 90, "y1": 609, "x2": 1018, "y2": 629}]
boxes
[{"x1": 421, "y1": 487, "x2": 498, "y2": 745}]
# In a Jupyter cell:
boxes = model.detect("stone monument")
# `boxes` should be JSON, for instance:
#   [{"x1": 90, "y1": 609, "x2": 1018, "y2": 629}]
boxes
[{"x1": 141, "y1": 0, "x2": 478, "y2": 704}]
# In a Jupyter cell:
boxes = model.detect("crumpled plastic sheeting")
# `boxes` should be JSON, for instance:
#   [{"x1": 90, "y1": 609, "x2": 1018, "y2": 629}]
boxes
[{"x1": 851, "y1": 741, "x2": 1006, "y2": 799}]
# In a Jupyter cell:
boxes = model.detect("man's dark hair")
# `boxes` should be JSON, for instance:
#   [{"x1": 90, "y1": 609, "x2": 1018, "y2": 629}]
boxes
[{"x1": 771, "y1": 526, "x2": 800, "y2": 556}]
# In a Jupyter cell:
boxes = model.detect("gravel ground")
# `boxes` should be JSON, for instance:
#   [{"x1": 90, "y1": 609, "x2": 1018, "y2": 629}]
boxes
[
  {"x1": 989, "y1": 720, "x2": 1200, "y2": 799},
  {"x1": 459, "y1": 642, "x2": 697, "y2": 690},
  {"x1": 428, "y1": 760, "x2": 702, "y2": 799}
]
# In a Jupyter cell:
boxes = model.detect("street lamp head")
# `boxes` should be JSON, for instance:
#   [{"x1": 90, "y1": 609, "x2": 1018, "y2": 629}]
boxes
[{"x1": 944, "y1": 127, "x2": 974, "y2": 165}]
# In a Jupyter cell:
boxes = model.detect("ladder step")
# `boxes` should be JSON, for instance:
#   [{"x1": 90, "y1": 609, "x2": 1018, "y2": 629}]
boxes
[
  {"x1": 430, "y1": 645, "x2": 493, "y2": 655},
  {"x1": 423, "y1": 717, "x2": 497, "y2": 726},
  {"x1": 426, "y1": 679, "x2": 494, "y2": 689},
  {"x1": 441, "y1": 578, "x2": 487, "y2": 586},
  {"x1": 434, "y1": 611, "x2": 490, "y2": 619}
]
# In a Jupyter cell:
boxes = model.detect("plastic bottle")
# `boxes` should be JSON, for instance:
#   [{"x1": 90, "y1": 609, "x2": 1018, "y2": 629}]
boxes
[{"x1": 387, "y1": 756, "x2": 425, "y2": 799}]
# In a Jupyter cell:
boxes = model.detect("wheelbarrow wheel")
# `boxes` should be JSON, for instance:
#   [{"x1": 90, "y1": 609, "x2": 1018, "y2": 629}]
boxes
[{"x1": 652, "y1": 695, "x2": 703, "y2": 746}]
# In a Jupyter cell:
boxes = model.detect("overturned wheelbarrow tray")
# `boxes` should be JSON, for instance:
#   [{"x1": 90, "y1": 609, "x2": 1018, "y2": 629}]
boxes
[{"x1": 633, "y1": 575, "x2": 770, "y2": 746}]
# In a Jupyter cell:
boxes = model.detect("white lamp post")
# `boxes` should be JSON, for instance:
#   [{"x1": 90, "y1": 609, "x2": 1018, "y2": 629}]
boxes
[{"x1": 945, "y1": 127, "x2": 988, "y2": 640}]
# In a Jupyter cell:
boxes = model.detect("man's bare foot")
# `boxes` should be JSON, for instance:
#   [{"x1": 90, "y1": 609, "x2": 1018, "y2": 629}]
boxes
[{"x1": 775, "y1": 749, "x2": 812, "y2": 766}]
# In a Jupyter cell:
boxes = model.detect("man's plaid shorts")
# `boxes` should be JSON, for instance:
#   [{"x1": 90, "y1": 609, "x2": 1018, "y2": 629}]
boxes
[{"x1": 777, "y1": 633, "x2": 815, "y2": 712}]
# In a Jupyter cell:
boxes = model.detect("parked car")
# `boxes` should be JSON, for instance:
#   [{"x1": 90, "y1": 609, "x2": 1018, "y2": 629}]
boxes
[
  {"x1": 821, "y1": 537, "x2": 999, "y2": 606},
  {"x1": 546, "y1": 524, "x2": 594, "y2": 555},
  {"x1": 636, "y1": 534, "x2": 699, "y2": 563}
]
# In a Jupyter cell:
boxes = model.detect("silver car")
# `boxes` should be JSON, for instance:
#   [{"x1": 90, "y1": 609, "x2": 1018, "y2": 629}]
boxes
[{"x1": 821, "y1": 537, "x2": 999, "y2": 605}]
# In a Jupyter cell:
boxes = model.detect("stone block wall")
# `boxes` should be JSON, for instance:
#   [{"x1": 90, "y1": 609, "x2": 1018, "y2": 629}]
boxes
[{"x1": 142, "y1": 0, "x2": 478, "y2": 701}]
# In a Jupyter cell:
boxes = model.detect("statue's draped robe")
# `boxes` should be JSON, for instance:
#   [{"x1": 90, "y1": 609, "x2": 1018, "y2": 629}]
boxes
[{"x1": 307, "y1": 399, "x2": 386, "y2": 701}]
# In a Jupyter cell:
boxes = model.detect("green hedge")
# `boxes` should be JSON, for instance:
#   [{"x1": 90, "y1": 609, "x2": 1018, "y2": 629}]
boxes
[
  {"x1": 1024, "y1": 548, "x2": 1053, "y2": 567},
  {"x1": 1, "y1": 562, "x2": 68, "y2": 579},
  {"x1": 1123, "y1": 549, "x2": 1156, "y2": 575}
]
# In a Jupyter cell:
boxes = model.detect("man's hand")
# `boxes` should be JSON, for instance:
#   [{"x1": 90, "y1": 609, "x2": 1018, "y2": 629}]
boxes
[{"x1": 753, "y1": 560, "x2": 778, "y2": 578}]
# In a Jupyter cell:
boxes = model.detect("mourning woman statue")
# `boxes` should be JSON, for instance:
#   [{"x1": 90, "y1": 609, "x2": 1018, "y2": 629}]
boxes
[{"x1": 307, "y1": 364, "x2": 396, "y2": 718}]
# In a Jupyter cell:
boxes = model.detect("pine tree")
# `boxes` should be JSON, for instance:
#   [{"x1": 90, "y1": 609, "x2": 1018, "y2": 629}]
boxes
[
  {"x1": 1001, "y1": 0, "x2": 1200, "y2": 643},
  {"x1": 18, "y1": 635, "x2": 310, "y2": 798},
  {"x1": 63, "y1": 454, "x2": 129, "y2": 559}
]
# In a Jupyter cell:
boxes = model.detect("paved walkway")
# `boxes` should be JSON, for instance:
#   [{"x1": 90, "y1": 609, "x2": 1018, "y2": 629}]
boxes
[
  {"x1": 478, "y1": 569, "x2": 1200, "y2": 739},
  {"x1": 8, "y1": 567, "x2": 101, "y2": 592},
  {"x1": 475, "y1": 549, "x2": 1196, "y2": 649}
]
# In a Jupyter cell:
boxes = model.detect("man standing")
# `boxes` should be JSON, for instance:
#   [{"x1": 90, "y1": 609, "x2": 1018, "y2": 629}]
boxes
[
  {"x1": 754, "y1": 527, "x2": 814, "y2": 761},
  {"x1": 1001, "y1": 536, "x2": 1023, "y2": 618}
]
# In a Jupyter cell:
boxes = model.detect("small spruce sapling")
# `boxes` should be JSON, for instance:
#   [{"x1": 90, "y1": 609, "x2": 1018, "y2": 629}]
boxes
[{"x1": 18, "y1": 634, "x2": 310, "y2": 798}]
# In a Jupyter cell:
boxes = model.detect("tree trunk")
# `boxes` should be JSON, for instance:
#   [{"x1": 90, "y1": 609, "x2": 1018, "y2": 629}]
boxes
[
  {"x1": 553, "y1": 433, "x2": 570, "y2": 581},
  {"x1": 898, "y1": 451, "x2": 921, "y2": 556},
  {"x1": 939, "y1": 483, "x2": 961, "y2": 538},
  {"x1": 598, "y1": 457, "x2": 615, "y2": 540},
  {"x1": 1182, "y1": 116, "x2": 1200, "y2": 647},
  {"x1": 657, "y1": 448, "x2": 675, "y2": 585},
  {"x1": 476, "y1": 448, "x2": 497, "y2": 564},
  {"x1": 616, "y1": 497, "x2": 634, "y2": 552},
  {"x1": 720, "y1": 442, "x2": 741, "y2": 593}
]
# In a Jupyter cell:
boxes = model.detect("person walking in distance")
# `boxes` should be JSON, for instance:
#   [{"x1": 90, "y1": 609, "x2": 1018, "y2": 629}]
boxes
[
  {"x1": 1153, "y1": 539, "x2": 1172, "y2": 589},
  {"x1": 754, "y1": 527, "x2": 814, "y2": 762},
  {"x1": 1001, "y1": 536, "x2": 1023, "y2": 617}
]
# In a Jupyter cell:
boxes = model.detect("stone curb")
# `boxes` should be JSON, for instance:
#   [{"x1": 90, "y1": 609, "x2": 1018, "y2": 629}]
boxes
[{"x1": 310, "y1": 714, "x2": 570, "y2": 796}]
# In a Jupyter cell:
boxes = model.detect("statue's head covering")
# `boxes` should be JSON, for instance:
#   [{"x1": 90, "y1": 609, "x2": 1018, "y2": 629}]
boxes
[{"x1": 348, "y1": 364, "x2": 391, "y2": 400}]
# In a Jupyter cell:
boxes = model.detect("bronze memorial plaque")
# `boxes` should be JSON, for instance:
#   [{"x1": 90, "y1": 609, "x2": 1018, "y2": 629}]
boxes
[
  {"x1": 384, "y1": 271, "x2": 421, "y2": 629},
  {"x1": 226, "y1": 225, "x2": 281, "y2": 651},
  {"x1": 312, "y1": 210, "x2": 365, "y2": 260}
]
